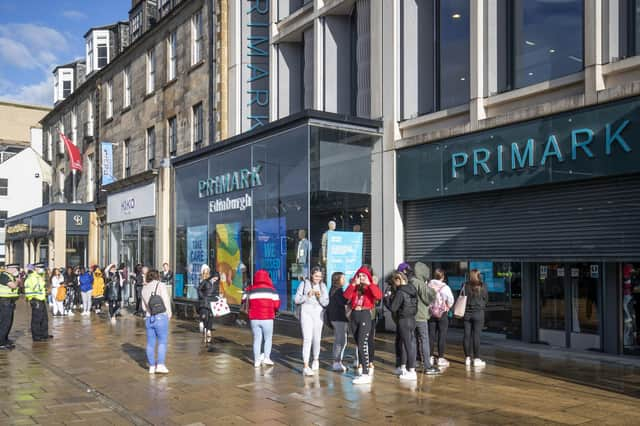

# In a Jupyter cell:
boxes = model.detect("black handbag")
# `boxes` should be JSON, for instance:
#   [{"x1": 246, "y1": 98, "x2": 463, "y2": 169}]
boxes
[{"x1": 148, "y1": 283, "x2": 167, "y2": 316}]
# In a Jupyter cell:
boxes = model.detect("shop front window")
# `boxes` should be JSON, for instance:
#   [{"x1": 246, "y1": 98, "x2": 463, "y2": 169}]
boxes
[
  {"x1": 140, "y1": 217, "x2": 155, "y2": 268},
  {"x1": 622, "y1": 263, "x2": 640, "y2": 355},
  {"x1": 66, "y1": 236, "x2": 87, "y2": 267}
]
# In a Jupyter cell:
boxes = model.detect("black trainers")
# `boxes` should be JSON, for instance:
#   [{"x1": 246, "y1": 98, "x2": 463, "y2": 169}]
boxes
[{"x1": 425, "y1": 367, "x2": 441, "y2": 375}]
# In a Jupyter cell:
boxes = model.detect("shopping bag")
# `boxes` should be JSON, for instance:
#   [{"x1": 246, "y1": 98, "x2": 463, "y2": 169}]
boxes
[
  {"x1": 210, "y1": 296, "x2": 231, "y2": 317},
  {"x1": 453, "y1": 285, "x2": 467, "y2": 318}
]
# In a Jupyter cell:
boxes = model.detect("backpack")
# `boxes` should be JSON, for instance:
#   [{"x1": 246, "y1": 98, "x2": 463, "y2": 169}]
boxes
[
  {"x1": 55, "y1": 286, "x2": 67, "y2": 301},
  {"x1": 429, "y1": 283, "x2": 448, "y2": 319},
  {"x1": 148, "y1": 283, "x2": 167, "y2": 316}
]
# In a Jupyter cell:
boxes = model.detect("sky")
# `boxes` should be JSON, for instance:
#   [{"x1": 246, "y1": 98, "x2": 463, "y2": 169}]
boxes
[{"x1": 0, "y1": 0, "x2": 130, "y2": 107}]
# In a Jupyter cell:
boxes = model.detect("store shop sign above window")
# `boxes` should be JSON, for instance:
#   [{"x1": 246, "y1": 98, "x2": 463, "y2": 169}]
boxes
[
  {"x1": 66, "y1": 211, "x2": 89, "y2": 235},
  {"x1": 107, "y1": 183, "x2": 156, "y2": 223},
  {"x1": 397, "y1": 97, "x2": 640, "y2": 200}
]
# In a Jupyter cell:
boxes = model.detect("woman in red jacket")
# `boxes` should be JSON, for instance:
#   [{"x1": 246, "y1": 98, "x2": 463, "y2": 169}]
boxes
[
  {"x1": 343, "y1": 266, "x2": 382, "y2": 384},
  {"x1": 245, "y1": 270, "x2": 280, "y2": 367}
]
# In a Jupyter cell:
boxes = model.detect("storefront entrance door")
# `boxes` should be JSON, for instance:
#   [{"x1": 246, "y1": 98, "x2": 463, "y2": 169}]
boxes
[{"x1": 537, "y1": 263, "x2": 601, "y2": 350}]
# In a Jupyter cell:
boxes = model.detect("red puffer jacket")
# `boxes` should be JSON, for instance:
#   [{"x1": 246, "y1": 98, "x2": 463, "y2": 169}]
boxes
[
  {"x1": 343, "y1": 266, "x2": 382, "y2": 310},
  {"x1": 246, "y1": 270, "x2": 281, "y2": 320}
]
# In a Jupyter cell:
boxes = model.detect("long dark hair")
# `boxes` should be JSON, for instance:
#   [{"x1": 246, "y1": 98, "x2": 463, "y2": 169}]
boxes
[
  {"x1": 330, "y1": 272, "x2": 344, "y2": 294},
  {"x1": 468, "y1": 269, "x2": 484, "y2": 293}
]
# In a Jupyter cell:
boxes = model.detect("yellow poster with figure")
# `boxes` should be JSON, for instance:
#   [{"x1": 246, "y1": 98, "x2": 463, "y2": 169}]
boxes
[{"x1": 216, "y1": 223, "x2": 243, "y2": 305}]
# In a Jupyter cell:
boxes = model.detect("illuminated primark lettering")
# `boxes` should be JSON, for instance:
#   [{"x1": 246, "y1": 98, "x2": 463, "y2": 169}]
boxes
[
  {"x1": 451, "y1": 121, "x2": 632, "y2": 179},
  {"x1": 246, "y1": 0, "x2": 269, "y2": 130},
  {"x1": 198, "y1": 165, "x2": 263, "y2": 198}
]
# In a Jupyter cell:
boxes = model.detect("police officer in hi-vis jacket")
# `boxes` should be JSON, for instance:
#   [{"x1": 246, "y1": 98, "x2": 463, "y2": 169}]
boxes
[
  {"x1": 24, "y1": 263, "x2": 51, "y2": 342},
  {"x1": 0, "y1": 263, "x2": 20, "y2": 350}
]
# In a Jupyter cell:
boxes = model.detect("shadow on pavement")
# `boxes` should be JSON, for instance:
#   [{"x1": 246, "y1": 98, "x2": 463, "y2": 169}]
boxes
[{"x1": 121, "y1": 342, "x2": 148, "y2": 369}]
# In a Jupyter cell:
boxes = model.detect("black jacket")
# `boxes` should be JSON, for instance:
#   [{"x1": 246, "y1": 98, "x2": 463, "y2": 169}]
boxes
[
  {"x1": 161, "y1": 270, "x2": 174, "y2": 285},
  {"x1": 106, "y1": 272, "x2": 122, "y2": 301},
  {"x1": 390, "y1": 284, "x2": 418, "y2": 319},
  {"x1": 198, "y1": 279, "x2": 220, "y2": 308},
  {"x1": 327, "y1": 286, "x2": 349, "y2": 322},
  {"x1": 463, "y1": 283, "x2": 489, "y2": 315}
]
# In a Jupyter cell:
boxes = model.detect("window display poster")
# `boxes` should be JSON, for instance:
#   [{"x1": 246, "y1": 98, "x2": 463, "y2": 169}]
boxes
[
  {"x1": 187, "y1": 225, "x2": 208, "y2": 299},
  {"x1": 470, "y1": 261, "x2": 503, "y2": 292},
  {"x1": 326, "y1": 231, "x2": 363, "y2": 290},
  {"x1": 174, "y1": 273, "x2": 184, "y2": 298},
  {"x1": 216, "y1": 222, "x2": 243, "y2": 305},
  {"x1": 255, "y1": 217, "x2": 288, "y2": 308}
]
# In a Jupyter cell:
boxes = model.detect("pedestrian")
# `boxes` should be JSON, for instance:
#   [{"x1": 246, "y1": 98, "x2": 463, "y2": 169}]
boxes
[
  {"x1": 327, "y1": 272, "x2": 350, "y2": 372},
  {"x1": 24, "y1": 264, "x2": 50, "y2": 341},
  {"x1": 73, "y1": 266, "x2": 82, "y2": 308},
  {"x1": 161, "y1": 262, "x2": 173, "y2": 287},
  {"x1": 105, "y1": 264, "x2": 122, "y2": 324},
  {"x1": 245, "y1": 269, "x2": 280, "y2": 367},
  {"x1": 78, "y1": 267, "x2": 93, "y2": 315},
  {"x1": 0, "y1": 264, "x2": 20, "y2": 350},
  {"x1": 384, "y1": 271, "x2": 407, "y2": 375},
  {"x1": 197, "y1": 265, "x2": 219, "y2": 343},
  {"x1": 389, "y1": 271, "x2": 420, "y2": 380},
  {"x1": 294, "y1": 266, "x2": 329, "y2": 376},
  {"x1": 367, "y1": 272, "x2": 381, "y2": 375},
  {"x1": 64, "y1": 267, "x2": 77, "y2": 315},
  {"x1": 50, "y1": 268, "x2": 65, "y2": 316},
  {"x1": 141, "y1": 269, "x2": 171, "y2": 374},
  {"x1": 427, "y1": 269, "x2": 455, "y2": 367},
  {"x1": 134, "y1": 264, "x2": 144, "y2": 316},
  {"x1": 463, "y1": 269, "x2": 489, "y2": 367},
  {"x1": 344, "y1": 266, "x2": 382, "y2": 384},
  {"x1": 118, "y1": 263, "x2": 130, "y2": 306},
  {"x1": 92, "y1": 268, "x2": 106, "y2": 313},
  {"x1": 412, "y1": 263, "x2": 441, "y2": 375}
]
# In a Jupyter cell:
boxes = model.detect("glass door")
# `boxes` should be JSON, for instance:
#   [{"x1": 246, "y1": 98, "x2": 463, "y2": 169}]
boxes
[
  {"x1": 569, "y1": 263, "x2": 600, "y2": 350},
  {"x1": 538, "y1": 264, "x2": 567, "y2": 347}
]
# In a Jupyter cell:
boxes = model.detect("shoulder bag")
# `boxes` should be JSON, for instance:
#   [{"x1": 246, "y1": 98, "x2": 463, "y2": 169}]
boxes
[{"x1": 453, "y1": 284, "x2": 467, "y2": 319}]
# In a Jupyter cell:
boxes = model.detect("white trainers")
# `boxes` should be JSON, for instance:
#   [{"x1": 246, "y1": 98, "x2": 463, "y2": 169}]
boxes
[
  {"x1": 357, "y1": 366, "x2": 363, "y2": 375},
  {"x1": 110, "y1": 317, "x2": 116, "y2": 324},
  {"x1": 254, "y1": 360, "x2": 262, "y2": 368},
  {"x1": 148, "y1": 366, "x2": 156, "y2": 374},
  {"x1": 332, "y1": 362, "x2": 346, "y2": 372},
  {"x1": 465, "y1": 357, "x2": 472, "y2": 366},
  {"x1": 198, "y1": 321, "x2": 204, "y2": 333},
  {"x1": 430, "y1": 356, "x2": 435, "y2": 365},
  {"x1": 352, "y1": 374, "x2": 372, "y2": 384},
  {"x1": 394, "y1": 365, "x2": 407, "y2": 376},
  {"x1": 473, "y1": 358, "x2": 486, "y2": 367},
  {"x1": 262, "y1": 358, "x2": 274, "y2": 366},
  {"x1": 399, "y1": 369, "x2": 418, "y2": 381},
  {"x1": 311, "y1": 359, "x2": 319, "y2": 371},
  {"x1": 437, "y1": 358, "x2": 450, "y2": 367},
  {"x1": 303, "y1": 367, "x2": 314, "y2": 376},
  {"x1": 368, "y1": 364, "x2": 375, "y2": 376},
  {"x1": 155, "y1": 364, "x2": 169, "y2": 374}
]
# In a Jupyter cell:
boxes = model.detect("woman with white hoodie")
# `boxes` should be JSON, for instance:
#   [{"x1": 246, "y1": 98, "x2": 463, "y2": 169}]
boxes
[{"x1": 427, "y1": 269, "x2": 455, "y2": 367}]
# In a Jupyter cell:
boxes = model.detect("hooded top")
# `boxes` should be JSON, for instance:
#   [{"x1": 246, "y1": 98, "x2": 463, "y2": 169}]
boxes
[
  {"x1": 79, "y1": 271, "x2": 93, "y2": 292},
  {"x1": 343, "y1": 266, "x2": 382, "y2": 310},
  {"x1": 245, "y1": 270, "x2": 280, "y2": 320},
  {"x1": 390, "y1": 282, "x2": 418, "y2": 319},
  {"x1": 411, "y1": 262, "x2": 436, "y2": 322},
  {"x1": 92, "y1": 269, "x2": 105, "y2": 297}
]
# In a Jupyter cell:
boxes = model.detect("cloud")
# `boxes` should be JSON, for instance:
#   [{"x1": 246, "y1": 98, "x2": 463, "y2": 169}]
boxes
[
  {"x1": 0, "y1": 37, "x2": 35, "y2": 69},
  {"x1": 0, "y1": 23, "x2": 71, "y2": 73},
  {"x1": 62, "y1": 10, "x2": 87, "y2": 20},
  {"x1": 0, "y1": 76, "x2": 53, "y2": 106}
]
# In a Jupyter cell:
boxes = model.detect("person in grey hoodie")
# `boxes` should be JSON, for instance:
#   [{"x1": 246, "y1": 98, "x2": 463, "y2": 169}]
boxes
[{"x1": 412, "y1": 262, "x2": 441, "y2": 375}]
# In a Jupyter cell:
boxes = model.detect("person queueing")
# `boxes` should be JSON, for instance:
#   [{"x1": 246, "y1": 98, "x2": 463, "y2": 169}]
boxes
[
  {"x1": 413, "y1": 263, "x2": 442, "y2": 375},
  {"x1": 245, "y1": 269, "x2": 280, "y2": 367},
  {"x1": 106, "y1": 264, "x2": 122, "y2": 324},
  {"x1": 24, "y1": 264, "x2": 51, "y2": 342},
  {"x1": 344, "y1": 266, "x2": 382, "y2": 385},
  {"x1": 78, "y1": 267, "x2": 93, "y2": 315},
  {"x1": 389, "y1": 272, "x2": 420, "y2": 381},
  {"x1": 142, "y1": 269, "x2": 172, "y2": 374},
  {"x1": 294, "y1": 266, "x2": 329, "y2": 376},
  {"x1": 197, "y1": 265, "x2": 220, "y2": 344},
  {"x1": 134, "y1": 264, "x2": 144, "y2": 316},
  {"x1": 384, "y1": 272, "x2": 407, "y2": 376},
  {"x1": 463, "y1": 269, "x2": 489, "y2": 368},
  {"x1": 427, "y1": 269, "x2": 455, "y2": 367},
  {"x1": 0, "y1": 264, "x2": 20, "y2": 350},
  {"x1": 327, "y1": 272, "x2": 351, "y2": 372},
  {"x1": 50, "y1": 268, "x2": 65, "y2": 316},
  {"x1": 92, "y1": 268, "x2": 106, "y2": 314}
]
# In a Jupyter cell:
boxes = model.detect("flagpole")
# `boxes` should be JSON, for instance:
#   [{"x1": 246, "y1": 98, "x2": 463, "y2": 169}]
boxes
[{"x1": 72, "y1": 169, "x2": 76, "y2": 203}]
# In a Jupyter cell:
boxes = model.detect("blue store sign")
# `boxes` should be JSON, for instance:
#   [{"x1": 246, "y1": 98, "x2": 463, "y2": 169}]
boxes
[{"x1": 397, "y1": 96, "x2": 640, "y2": 200}]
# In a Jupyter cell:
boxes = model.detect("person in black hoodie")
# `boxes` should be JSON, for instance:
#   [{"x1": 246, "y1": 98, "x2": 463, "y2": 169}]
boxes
[
  {"x1": 327, "y1": 272, "x2": 350, "y2": 372},
  {"x1": 197, "y1": 265, "x2": 220, "y2": 343},
  {"x1": 134, "y1": 264, "x2": 144, "y2": 316},
  {"x1": 390, "y1": 271, "x2": 419, "y2": 381}
]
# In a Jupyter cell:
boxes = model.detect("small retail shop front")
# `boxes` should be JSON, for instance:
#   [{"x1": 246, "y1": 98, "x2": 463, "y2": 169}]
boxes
[
  {"x1": 397, "y1": 96, "x2": 640, "y2": 356},
  {"x1": 172, "y1": 112, "x2": 381, "y2": 316},
  {"x1": 5, "y1": 203, "x2": 95, "y2": 268}
]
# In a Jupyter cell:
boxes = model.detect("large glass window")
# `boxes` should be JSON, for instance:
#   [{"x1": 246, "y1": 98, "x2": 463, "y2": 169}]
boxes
[
  {"x1": 140, "y1": 217, "x2": 155, "y2": 268},
  {"x1": 66, "y1": 236, "x2": 87, "y2": 267},
  {"x1": 511, "y1": 0, "x2": 583, "y2": 89},
  {"x1": 623, "y1": 263, "x2": 640, "y2": 355},
  {"x1": 438, "y1": 0, "x2": 470, "y2": 109}
]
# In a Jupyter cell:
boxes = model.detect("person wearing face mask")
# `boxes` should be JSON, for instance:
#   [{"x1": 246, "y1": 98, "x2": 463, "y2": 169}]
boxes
[
  {"x1": 24, "y1": 264, "x2": 51, "y2": 341},
  {"x1": 294, "y1": 266, "x2": 329, "y2": 376},
  {"x1": 344, "y1": 266, "x2": 382, "y2": 385}
]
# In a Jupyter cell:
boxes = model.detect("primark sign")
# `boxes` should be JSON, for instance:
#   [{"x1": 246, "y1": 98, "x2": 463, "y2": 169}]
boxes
[{"x1": 397, "y1": 97, "x2": 640, "y2": 201}]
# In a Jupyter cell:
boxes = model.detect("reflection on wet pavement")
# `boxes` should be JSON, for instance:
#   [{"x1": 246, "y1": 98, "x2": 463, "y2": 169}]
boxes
[{"x1": 1, "y1": 302, "x2": 640, "y2": 425}]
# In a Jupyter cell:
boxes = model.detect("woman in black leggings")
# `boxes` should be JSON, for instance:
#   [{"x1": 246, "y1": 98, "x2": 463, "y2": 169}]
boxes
[{"x1": 462, "y1": 269, "x2": 489, "y2": 367}]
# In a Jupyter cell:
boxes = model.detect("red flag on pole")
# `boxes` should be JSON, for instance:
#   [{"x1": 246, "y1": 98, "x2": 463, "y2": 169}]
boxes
[{"x1": 57, "y1": 129, "x2": 83, "y2": 171}]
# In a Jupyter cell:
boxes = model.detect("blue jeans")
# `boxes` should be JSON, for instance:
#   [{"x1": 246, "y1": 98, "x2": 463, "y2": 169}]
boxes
[
  {"x1": 251, "y1": 319, "x2": 274, "y2": 362},
  {"x1": 145, "y1": 313, "x2": 168, "y2": 366}
]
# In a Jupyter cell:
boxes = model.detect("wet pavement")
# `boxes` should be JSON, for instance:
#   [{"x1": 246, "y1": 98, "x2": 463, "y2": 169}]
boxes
[{"x1": 2, "y1": 301, "x2": 640, "y2": 425}]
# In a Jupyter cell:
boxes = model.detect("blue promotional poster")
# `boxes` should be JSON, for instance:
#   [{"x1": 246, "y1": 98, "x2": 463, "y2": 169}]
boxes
[
  {"x1": 255, "y1": 218, "x2": 288, "y2": 308},
  {"x1": 469, "y1": 261, "x2": 502, "y2": 292},
  {"x1": 174, "y1": 274, "x2": 184, "y2": 298},
  {"x1": 326, "y1": 231, "x2": 363, "y2": 290},
  {"x1": 187, "y1": 225, "x2": 208, "y2": 299},
  {"x1": 100, "y1": 142, "x2": 115, "y2": 186}
]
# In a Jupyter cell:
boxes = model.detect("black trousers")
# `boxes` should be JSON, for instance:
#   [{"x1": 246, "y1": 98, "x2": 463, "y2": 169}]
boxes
[
  {"x1": 394, "y1": 328, "x2": 407, "y2": 367},
  {"x1": 428, "y1": 314, "x2": 449, "y2": 358},
  {"x1": 368, "y1": 317, "x2": 376, "y2": 363},
  {"x1": 397, "y1": 317, "x2": 417, "y2": 370},
  {"x1": 351, "y1": 310, "x2": 372, "y2": 375},
  {"x1": 30, "y1": 300, "x2": 48, "y2": 340},
  {"x1": 109, "y1": 299, "x2": 120, "y2": 318},
  {"x1": 0, "y1": 299, "x2": 16, "y2": 345},
  {"x1": 135, "y1": 286, "x2": 143, "y2": 313},
  {"x1": 463, "y1": 310, "x2": 484, "y2": 359}
]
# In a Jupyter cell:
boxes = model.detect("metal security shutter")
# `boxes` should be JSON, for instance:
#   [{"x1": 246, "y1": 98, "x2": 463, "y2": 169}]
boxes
[{"x1": 404, "y1": 175, "x2": 640, "y2": 262}]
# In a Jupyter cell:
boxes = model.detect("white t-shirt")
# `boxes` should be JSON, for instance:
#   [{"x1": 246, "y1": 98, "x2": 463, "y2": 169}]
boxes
[{"x1": 51, "y1": 275, "x2": 65, "y2": 288}]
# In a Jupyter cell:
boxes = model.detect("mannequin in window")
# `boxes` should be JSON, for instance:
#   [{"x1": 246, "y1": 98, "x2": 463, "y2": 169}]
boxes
[
  {"x1": 296, "y1": 229, "x2": 311, "y2": 278},
  {"x1": 321, "y1": 220, "x2": 336, "y2": 266}
]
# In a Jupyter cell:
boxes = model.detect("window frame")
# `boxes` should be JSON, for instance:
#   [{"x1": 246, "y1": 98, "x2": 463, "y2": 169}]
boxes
[
  {"x1": 97, "y1": 37, "x2": 109, "y2": 69},
  {"x1": 168, "y1": 116, "x2": 178, "y2": 157},
  {"x1": 124, "y1": 139, "x2": 131, "y2": 178},
  {"x1": 192, "y1": 103, "x2": 203, "y2": 148},
  {"x1": 167, "y1": 31, "x2": 177, "y2": 81},
  {"x1": 0, "y1": 210, "x2": 7, "y2": 228},
  {"x1": 123, "y1": 66, "x2": 131, "y2": 108},
  {"x1": 146, "y1": 48, "x2": 156, "y2": 94},
  {"x1": 0, "y1": 178, "x2": 8, "y2": 197},
  {"x1": 191, "y1": 10, "x2": 203, "y2": 65},
  {"x1": 146, "y1": 127, "x2": 156, "y2": 170},
  {"x1": 106, "y1": 80, "x2": 113, "y2": 119}
]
